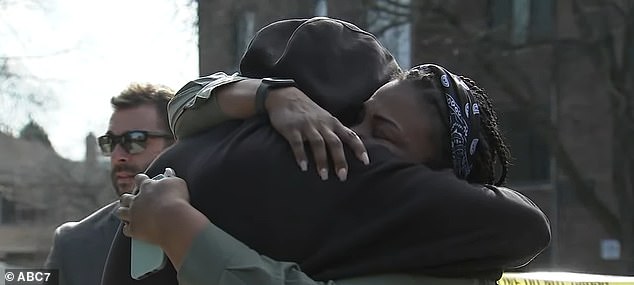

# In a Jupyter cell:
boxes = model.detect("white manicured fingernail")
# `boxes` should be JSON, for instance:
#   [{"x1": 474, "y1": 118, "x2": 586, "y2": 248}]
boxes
[
  {"x1": 299, "y1": 161, "x2": 308, "y2": 172},
  {"x1": 319, "y1": 168, "x2": 328, "y2": 180},
  {"x1": 337, "y1": 168, "x2": 348, "y2": 182},
  {"x1": 361, "y1": 152, "x2": 370, "y2": 165}
]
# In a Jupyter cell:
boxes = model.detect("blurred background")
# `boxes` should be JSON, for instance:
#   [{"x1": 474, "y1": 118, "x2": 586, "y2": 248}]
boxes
[{"x1": 0, "y1": 0, "x2": 632, "y2": 277}]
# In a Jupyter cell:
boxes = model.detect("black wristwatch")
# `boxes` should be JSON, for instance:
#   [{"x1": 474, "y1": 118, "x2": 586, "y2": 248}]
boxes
[{"x1": 255, "y1": 78, "x2": 296, "y2": 114}]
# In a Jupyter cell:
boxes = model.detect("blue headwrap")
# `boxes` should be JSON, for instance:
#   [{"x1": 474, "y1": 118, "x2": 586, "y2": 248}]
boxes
[{"x1": 410, "y1": 64, "x2": 481, "y2": 179}]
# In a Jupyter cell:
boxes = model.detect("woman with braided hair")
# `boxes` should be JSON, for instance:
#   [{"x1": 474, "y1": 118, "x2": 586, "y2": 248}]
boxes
[{"x1": 105, "y1": 18, "x2": 548, "y2": 285}]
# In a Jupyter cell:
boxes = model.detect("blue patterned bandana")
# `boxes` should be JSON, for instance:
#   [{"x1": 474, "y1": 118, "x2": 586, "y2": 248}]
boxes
[{"x1": 411, "y1": 64, "x2": 481, "y2": 179}]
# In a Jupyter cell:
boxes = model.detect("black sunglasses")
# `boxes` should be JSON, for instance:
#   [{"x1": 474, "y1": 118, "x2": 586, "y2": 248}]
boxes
[{"x1": 97, "y1": 130, "x2": 172, "y2": 155}]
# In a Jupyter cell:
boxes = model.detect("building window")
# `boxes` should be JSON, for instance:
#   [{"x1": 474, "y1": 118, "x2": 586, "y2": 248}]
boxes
[
  {"x1": 511, "y1": 0, "x2": 530, "y2": 45},
  {"x1": 529, "y1": 0, "x2": 554, "y2": 41},
  {"x1": 367, "y1": 0, "x2": 411, "y2": 68},
  {"x1": 499, "y1": 109, "x2": 551, "y2": 184},
  {"x1": 489, "y1": 0, "x2": 553, "y2": 44},
  {"x1": 489, "y1": 0, "x2": 512, "y2": 32},
  {"x1": 314, "y1": 0, "x2": 328, "y2": 17},
  {"x1": 0, "y1": 196, "x2": 16, "y2": 224},
  {"x1": 235, "y1": 11, "x2": 255, "y2": 70}
]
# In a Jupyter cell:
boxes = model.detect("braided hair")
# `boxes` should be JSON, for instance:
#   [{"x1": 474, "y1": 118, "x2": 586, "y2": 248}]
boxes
[
  {"x1": 400, "y1": 68, "x2": 511, "y2": 186},
  {"x1": 458, "y1": 75, "x2": 510, "y2": 186}
]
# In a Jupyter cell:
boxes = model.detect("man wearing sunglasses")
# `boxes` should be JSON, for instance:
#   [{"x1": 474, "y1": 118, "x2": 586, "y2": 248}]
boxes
[{"x1": 44, "y1": 83, "x2": 175, "y2": 285}]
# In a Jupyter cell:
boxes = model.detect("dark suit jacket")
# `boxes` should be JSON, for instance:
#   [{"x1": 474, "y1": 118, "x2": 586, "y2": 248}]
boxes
[{"x1": 45, "y1": 201, "x2": 120, "y2": 285}]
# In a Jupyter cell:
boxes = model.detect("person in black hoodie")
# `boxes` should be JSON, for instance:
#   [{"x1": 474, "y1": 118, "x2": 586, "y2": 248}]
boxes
[{"x1": 103, "y1": 17, "x2": 550, "y2": 285}]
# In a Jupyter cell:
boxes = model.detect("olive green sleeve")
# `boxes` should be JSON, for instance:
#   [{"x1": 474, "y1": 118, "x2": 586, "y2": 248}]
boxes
[
  {"x1": 176, "y1": 222, "x2": 493, "y2": 285},
  {"x1": 168, "y1": 72, "x2": 247, "y2": 139},
  {"x1": 176, "y1": 222, "x2": 334, "y2": 285}
]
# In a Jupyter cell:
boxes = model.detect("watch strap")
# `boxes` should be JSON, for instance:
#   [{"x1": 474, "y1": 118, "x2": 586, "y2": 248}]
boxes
[
  {"x1": 255, "y1": 81, "x2": 271, "y2": 114},
  {"x1": 255, "y1": 78, "x2": 296, "y2": 114}
]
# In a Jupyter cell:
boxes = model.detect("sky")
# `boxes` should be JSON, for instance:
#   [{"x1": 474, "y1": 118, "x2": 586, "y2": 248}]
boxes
[{"x1": 0, "y1": 0, "x2": 198, "y2": 161}]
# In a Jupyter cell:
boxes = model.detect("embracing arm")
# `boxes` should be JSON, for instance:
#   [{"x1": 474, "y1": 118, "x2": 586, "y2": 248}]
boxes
[
  {"x1": 170, "y1": 74, "x2": 369, "y2": 180},
  {"x1": 119, "y1": 174, "x2": 336, "y2": 285},
  {"x1": 168, "y1": 72, "x2": 248, "y2": 138},
  {"x1": 161, "y1": 204, "x2": 336, "y2": 285},
  {"x1": 118, "y1": 175, "x2": 484, "y2": 285},
  {"x1": 170, "y1": 73, "x2": 307, "y2": 138},
  {"x1": 369, "y1": 160, "x2": 552, "y2": 275},
  {"x1": 160, "y1": 206, "x2": 477, "y2": 285},
  {"x1": 458, "y1": 185, "x2": 551, "y2": 268}
]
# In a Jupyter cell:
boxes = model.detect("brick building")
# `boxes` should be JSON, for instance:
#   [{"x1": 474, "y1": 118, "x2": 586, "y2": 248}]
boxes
[{"x1": 195, "y1": 0, "x2": 631, "y2": 275}]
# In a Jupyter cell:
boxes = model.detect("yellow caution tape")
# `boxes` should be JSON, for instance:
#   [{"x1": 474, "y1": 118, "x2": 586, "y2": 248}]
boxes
[{"x1": 501, "y1": 272, "x2": 634, "y2": 285}]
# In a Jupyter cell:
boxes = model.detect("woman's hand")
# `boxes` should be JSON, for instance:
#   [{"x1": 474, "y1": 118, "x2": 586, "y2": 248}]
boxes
[
  {"x1": 265, "y1": 87, "x2": 369, "y2": 182},
  {"x1": 117, "y1": 169, "x2": 190, "y2": 245}
]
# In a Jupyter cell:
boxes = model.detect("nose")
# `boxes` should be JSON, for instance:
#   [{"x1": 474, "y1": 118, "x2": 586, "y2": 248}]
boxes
[{"x1": 110, "y1": 143, "x2": 130, "y2": 163}]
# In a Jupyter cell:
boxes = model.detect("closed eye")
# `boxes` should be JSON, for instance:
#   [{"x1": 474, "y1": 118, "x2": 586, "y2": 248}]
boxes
[
  {"x1": 373, "y1": 114, "x2": 400, "y2": 132},
  {"x1": 372, "y1": 118, "x2": 399, "y2": 143},
  {"x1": 372, "y1": 128, "x2": 390, "y2": 141}
]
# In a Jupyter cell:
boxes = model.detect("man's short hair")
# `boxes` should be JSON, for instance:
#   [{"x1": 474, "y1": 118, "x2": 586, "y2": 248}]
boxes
[{"x1": 110, "y1": 83, "x2": 175, "y2": 134}]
